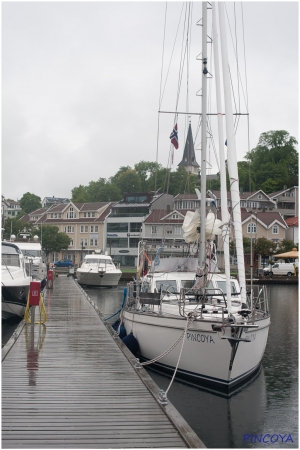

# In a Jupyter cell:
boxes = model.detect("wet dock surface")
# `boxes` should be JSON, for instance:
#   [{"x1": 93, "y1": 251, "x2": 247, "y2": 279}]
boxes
[{"x1": 2, "y1": 276, "x2": 204, "y2": 448}]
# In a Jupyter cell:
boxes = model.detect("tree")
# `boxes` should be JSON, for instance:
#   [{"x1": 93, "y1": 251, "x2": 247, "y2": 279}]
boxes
[
  {"x1": 109, "y1": 166, "x2": 132, "y2": 185},
  {"x1": 86, "y1": 179, "x2": 106, "y2": 201},
  {"x1": 134, "y1": 161, "x2": 162, "y2": 191},
  {"x1": 2, "y1": 218, "x2": 35, "y2": 240},
  {"x1": 246, "y1": 131, "x2": 298, "y2": 193},
  {"x1": 115, "y1": 169, "x2": 142, "y2": 193},
  {"x1": 71, "y1": 185, "x2": 89, "y2": 202},
  {"x1": 237, "y1": 161, "x2": 255, "y2": 192},
  {"x1": 35, "y1": 225, "x2": 71, "y2": 258},
  {"x1": 253, "y1": 237, "x2": 277, "y2": 264},
  {"x1": 20, "y1": 192, "x2": 42, "y2": 214},
  {"x1": 275, "y1": 239, "x2": 297, "y2": 254},
  {"x1": 97, "y1": 183, "x2": 122, "y2": 202}
]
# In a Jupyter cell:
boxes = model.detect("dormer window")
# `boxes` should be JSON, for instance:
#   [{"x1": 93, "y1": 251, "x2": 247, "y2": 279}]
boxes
[{"x1": 172, "y1": 213, "x2": 179, "y2": 219}]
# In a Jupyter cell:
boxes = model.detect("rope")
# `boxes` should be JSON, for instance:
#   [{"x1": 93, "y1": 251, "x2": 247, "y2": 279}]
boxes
[{"x1": 138, "y1": 314, "x2": 196, "y2": 367}]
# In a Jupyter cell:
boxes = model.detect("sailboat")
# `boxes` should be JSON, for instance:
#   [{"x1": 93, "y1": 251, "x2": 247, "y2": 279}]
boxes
[{"x1": 118, "y1": 2, "x2": 270, "y2": 391}]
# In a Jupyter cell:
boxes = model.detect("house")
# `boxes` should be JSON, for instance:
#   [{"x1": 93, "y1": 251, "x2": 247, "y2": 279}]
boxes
[
  {"x1": 1, "y1": 196, "x2": 22, "y2": 221},
  {"x1": 207, "y1": 190, "x2": 277, "y2": 212},
  {"x1": 41, "y1": 196, "x2": 69, "y2": 208},
  {"x1": 268, "y1": 186, "x2": 298, "y2": 219},
  {"x1": 35, "y1": 201, "x2": 112, "y2": 264},
  {"x1": 285, "y1": 217, "x2": 299, "y2": 244},
  {"x1": 143, "y1": 209, "x2": 190, "y2": 259},
  {"x1": 105, "y1": 192, "x2": 174, "y2": 267}
]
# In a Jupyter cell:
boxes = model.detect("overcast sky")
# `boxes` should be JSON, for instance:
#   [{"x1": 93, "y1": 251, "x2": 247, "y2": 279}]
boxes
[{"x1": 2, "y1": 1, "x2": 298, "y2": 202}]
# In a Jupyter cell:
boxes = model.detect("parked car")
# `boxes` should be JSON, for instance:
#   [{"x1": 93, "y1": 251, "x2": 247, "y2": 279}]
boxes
[
  {"x1": 263, "y1": 262, "x2": 298, "y2": 277},
  {"x1": 54, "y1": 259, "x2": 74, "y2": 268}
]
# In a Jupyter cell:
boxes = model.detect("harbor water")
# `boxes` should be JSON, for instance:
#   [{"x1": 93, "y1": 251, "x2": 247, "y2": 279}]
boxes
[{"x1": 2, "y1": 282, "x2": 298, "y2": 448}]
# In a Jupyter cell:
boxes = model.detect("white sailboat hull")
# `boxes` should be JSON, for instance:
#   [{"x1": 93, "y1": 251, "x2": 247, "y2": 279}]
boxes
[{"x1": 123, "y1": 309, "x2": 270, "y2": 389}]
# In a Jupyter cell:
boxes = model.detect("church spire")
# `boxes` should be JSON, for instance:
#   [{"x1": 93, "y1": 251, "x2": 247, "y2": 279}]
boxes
[{"x1": 177, "y1": 123, "x2": 199, "y2": 174}]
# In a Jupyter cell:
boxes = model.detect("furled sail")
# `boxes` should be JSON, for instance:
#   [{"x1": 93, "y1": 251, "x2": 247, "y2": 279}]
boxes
[{"x1": 182, "y1": 211, "x2": 222, "y2": 243}]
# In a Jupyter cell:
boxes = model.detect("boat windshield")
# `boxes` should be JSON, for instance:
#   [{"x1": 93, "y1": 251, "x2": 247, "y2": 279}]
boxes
[
  {"x1": 181, "y1": 280, "x2": 195, "y2": 289},
  {"x1": 21, "y1": 250, "x2": 41, "y2": 258},
  {"x1": 2, "y1": 254, "x2": 20, "y2": 268},
  {"x1": 155, "y1": 280, "x2": 177, "y2": 294},
  {"x1": 84, "y1": 258, "x2": 113, "y2": 265},
  {"x1": 216, "y1": 281, "x2": 238, "y2": 295}
]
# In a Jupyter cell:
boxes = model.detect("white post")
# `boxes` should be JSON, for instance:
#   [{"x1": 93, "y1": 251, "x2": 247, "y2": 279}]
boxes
[
  {"x1": 212, "y1": 3, "x2": 232, "y2": 312},
  {"x1": 199, "y1": 1, "x2": 208, "y2": 270},
  {"x1": 218, "y1": 2, "x2": 246, "y2": 304}
]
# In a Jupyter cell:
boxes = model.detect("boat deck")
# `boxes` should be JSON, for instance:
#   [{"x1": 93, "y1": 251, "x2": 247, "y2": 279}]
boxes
[{"x1": 2, "y1": 276, "x2": 205, "y2": 448}]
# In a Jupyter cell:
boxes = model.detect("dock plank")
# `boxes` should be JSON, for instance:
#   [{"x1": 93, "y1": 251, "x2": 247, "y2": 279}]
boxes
[{"x1": 2, "y1": 276, "x2": 205, "y2": 448}]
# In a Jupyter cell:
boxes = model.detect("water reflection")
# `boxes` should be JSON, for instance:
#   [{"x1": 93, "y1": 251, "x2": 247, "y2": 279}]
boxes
[{"x1": 24, "y1": 323, "x2": 46, "y2": 386}]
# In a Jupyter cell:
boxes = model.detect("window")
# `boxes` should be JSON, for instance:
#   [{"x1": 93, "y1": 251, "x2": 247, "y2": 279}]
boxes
[
  {"x1": 91, "y1": 226, "x2": 94, "y2": 232},
  {"x1": 166, "y1": 227, "x2": 173, "y2": 235},
  {"x1": 240, "y1": 201, "x2": 245, "y2": 207},
  {"x1": 151, "y1": 226, "x2": 157, "y2": 234},
  {"x1": 258, "y1": 194, "x2": 262, "y2": 199},
  {"x1": 69, "y1": 240, "x2": 74, "y2": 246},
  {"x1": 252, "y1": 202, "x2": 257, "y2": 208},
  {"x1": 247, "y1": 223, "x2": 256, "y2": 233},
  {"x1": 85, "y1": 226, "x2": 88, "y2": 232},
  {"x1": 95, "y1": 226, "x2": 98, "y2": 232},
  {"x1": 90, "y1": 239, "x2": 98, "y2": 247},
  {"x1": 64, "y1": 226, "x2": 74, "y2": 233},
  {"x1": 273, "y1": 225, "x2": 279, "y2": 234},
  {"x1": 172, "y1": 213, "x2": 179, "y2": 219},
  {"x1": 130, "y1": 223, "x2": 141, "y2": 232},
  {"x1": 129, "y1": 238, "x2": 140, "y2": 248},
  {"x1": 80, "y1": 238, "x2": 88, "y2": 247},
  {"x1": 106, "y1": 238, "x2": 128, "y2": 248},
  {"x1": 92, "y1": 212, "x2": 96, "y2": 217},
  {"x1": 51, "y1": 214, "x2": 53, "y2": 218},
  {"x1": 80, "y1": 226, "x2": 84, "y2": 233},
  {"x1": 107, "y1": 223, "x2": 128, "y2": 233},
  {"x1": 67, "y1": 207, "x2": 76, "y2": 219},
  {"x1": 174, "y1": 226, "x2": 182, "y2": 235}
]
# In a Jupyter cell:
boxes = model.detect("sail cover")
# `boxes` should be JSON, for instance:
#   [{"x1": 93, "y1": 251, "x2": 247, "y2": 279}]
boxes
[{"x1": 182, "y1": 211, "x2": 222, "y2": 243}]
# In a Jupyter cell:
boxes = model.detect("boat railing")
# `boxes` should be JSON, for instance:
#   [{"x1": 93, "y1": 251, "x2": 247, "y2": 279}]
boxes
[
  {"x1": 179, "y1": 287, "x2": 228, "y2": 318},
  {"x1": 125, "y1": 281, "x2": 163, "y2": 312},
  {"x1": 247, "y1": 284, "x2": 269, "y2": 319}
]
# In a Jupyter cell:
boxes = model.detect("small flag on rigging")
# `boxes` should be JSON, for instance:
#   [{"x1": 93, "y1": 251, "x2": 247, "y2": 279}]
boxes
[{"x1": 170, "y1": 123, "x2": 179, "y2": 149}]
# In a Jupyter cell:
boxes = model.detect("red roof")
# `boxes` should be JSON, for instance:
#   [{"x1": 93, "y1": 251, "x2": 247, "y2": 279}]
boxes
[{"x1": 285, "y1": 217, "x2": 299, "y2": 227}]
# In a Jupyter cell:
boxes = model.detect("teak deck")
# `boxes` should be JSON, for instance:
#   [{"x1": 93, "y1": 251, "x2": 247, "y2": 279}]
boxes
[{"x1": 2, "y1": 276, "x2": 205, "y2": 448}]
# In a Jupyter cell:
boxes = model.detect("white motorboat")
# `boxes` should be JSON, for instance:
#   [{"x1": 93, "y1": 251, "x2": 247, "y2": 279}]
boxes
[
  {"x1": 14, "y1": 241, "x2": 47, "y2": 285},
  {"x1": 118, "y1": 2, "x2": 270, "y2": 392},
  {"x1": 1, "y1": 242, "x2": 31, "y2": 319},
  {"x1": 76, "y1": 252, "x2": 122, "y2": 287}
]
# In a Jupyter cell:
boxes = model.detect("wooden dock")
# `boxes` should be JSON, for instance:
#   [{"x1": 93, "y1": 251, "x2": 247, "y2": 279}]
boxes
[{"x1": 2, "y1": 276, "x2": 205, "y2": 449}]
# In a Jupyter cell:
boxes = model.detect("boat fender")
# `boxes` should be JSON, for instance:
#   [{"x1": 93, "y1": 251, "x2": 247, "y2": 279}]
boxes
[
  {"x1": 118, "y1": 325, "x2": 127, "y2": 339},
  {"x1": 122, "y1": 332, "x2": 139, "y2": 355},
  {"x1": 112, "y1": 319, "x2": 120, "y2": 331}
]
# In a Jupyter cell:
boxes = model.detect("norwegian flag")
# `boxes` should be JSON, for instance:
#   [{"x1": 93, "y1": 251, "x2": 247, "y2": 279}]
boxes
[{"x1": 170, "y1": 123, "x2": 179, "y2": 149}]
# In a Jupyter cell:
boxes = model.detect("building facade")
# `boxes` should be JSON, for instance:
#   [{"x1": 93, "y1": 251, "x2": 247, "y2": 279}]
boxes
[{"x1": 105, "y1": 192, "x2": 174, "y2": 267}]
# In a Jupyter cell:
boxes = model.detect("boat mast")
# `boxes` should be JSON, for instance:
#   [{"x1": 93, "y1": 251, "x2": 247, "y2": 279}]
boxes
[
  {"x1": 199, "y1": 1, "x2": 208, "y2": 271},
  {"x1": 212, "y1": 3, "x2": 232, "y2": 312},
  {"x1": 218, "y1": 2, "x2": 247, "y2": 304}
]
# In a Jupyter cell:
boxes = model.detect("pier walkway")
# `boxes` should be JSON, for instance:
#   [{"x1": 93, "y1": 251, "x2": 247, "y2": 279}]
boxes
[{"x1": 2, "y1": 276, "x2": 205, "y2": 448}]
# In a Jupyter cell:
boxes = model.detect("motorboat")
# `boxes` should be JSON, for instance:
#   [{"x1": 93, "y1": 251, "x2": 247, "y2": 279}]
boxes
[
  {"x1": 76, "y1": 252, "x2": 122, "y2": 287},
  {"x1": 14, "y1": 241, "x2": 47, "y2": 284},
  {"x1": 1, "y1": 242, "x2": 31, "y2": 319},
  {"x1": 117, "y1": 2, "x2": 270, "y2": 392}
]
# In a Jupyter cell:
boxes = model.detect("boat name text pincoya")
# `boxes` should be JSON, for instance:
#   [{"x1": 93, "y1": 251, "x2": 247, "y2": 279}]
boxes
[{"x1": 186, "y1": 333, "x2": 215, "y2": 344}]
